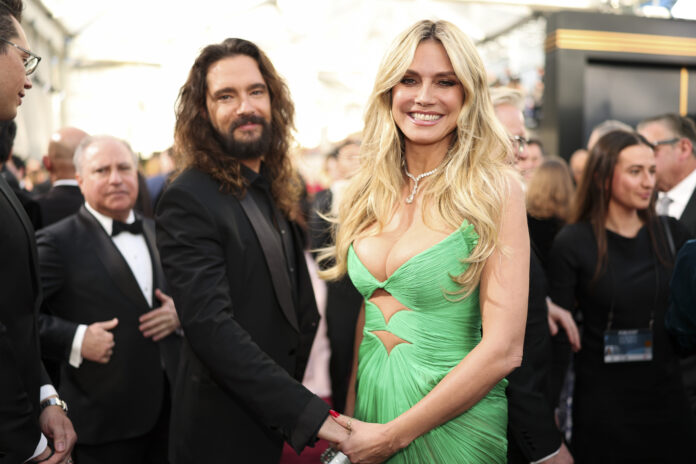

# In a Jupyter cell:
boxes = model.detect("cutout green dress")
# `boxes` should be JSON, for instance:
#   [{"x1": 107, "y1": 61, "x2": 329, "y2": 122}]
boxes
[{"x1": 347, "y1": 221, "x2": 508, "y2": 463}]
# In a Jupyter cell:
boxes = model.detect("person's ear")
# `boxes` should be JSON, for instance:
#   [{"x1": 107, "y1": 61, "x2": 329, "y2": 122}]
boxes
[{"x1": 678, "y1": 138, "x2": 693, "y2": 161}]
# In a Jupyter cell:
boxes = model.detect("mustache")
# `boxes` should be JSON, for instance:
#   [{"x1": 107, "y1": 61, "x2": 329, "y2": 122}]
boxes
[{"x1": 229, "y1": 115, "x2": 267, "y2": 132}]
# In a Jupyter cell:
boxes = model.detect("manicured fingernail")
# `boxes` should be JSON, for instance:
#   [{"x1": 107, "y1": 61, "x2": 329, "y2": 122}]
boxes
[{"x1": 329, "y1": 409, "x2": 340, "y2": 418}]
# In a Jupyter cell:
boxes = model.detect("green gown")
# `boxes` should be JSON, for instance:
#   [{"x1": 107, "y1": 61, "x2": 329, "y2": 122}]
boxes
[{"x1": 347, "y1": 221, "x2": 508, "y2": 463}]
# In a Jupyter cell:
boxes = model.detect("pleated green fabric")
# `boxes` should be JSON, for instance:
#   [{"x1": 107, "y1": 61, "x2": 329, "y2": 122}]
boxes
[{"x1": 347, "y1": 221, "x2": 508, "y2": 463}]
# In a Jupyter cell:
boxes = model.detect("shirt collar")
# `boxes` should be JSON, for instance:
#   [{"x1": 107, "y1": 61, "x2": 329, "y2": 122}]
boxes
[
  {"x1": 53, "y1": 179, "x2": 79, "y2": 187},
  {"x1": 84, "y1": 202, "x2": 135, "y2": 236},
  {"x1": 665, "y1": 167, "x2": 696, "y2": 206},
  {"x1": 241, "y1": 162, "x2": 271, "y2": 189}
]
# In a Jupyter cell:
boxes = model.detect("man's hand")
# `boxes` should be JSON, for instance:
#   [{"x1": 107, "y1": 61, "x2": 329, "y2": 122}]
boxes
[
  {"x1": 81, "y1": 318, "x2": 118, "y2": 363},
  {"x1": 38, "y1": 401, "x2": 77, "y2": 464},
  {"x1": 139, "y1": 289, "x2": 180, "y2": 341},
  {"x1": 547, "y1": 299, "x2": 581, "y2": 352}
]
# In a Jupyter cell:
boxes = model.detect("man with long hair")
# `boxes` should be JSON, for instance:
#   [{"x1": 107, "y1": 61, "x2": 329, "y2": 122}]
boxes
[
  {"x1": 155, "y1": 38, "x2": 348, "y2": 463},
  {"x1": 0, "y1": 0, "x2": 76, "y2": 462}
]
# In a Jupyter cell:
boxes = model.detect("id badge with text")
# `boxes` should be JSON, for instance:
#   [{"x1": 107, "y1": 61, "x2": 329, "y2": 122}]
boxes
[{"x1": 603, "y1": 328, "x2": 653, "y2": 363}]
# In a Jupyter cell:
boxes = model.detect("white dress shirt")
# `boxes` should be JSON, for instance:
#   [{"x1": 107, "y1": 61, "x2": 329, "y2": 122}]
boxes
[
  {"x1": 51, "y1": 179, "x2": 79, "y2": 188},
  {"x1": 68, "y1": 203, "x2": 153, "y2": 367},
  {"x1": 659, "y1": 167, "x2": 696, "y2": 219}
]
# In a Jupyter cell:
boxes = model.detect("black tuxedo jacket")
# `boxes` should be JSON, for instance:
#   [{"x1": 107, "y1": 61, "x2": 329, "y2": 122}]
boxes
[
  {"x1": 507, "y1": 247, "x2": 562, "y2": 463},
  {"x1": 0, "y1": 176, "x2": 50, "y2": 463},
  {"x1": 37, "y1": 184, "x2": 84, "y2": 228},
  {"x1": 156, "y1": 168, "x2": 329, "y2": 464},
  {"x1": 679, "y1": 188, "x2": 696, "y2": 238},
  {"x1": 2, "y1": 169, "x2": 42, "y2": 230},
  {"x1": 36, "y1": 206, "x2": 180, "y2": 445}
]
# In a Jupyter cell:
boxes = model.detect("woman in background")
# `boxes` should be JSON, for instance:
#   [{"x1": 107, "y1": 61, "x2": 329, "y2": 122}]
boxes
[
  {"x1": 526, "y1": 157, "x2": 574, "y2": 269},
  {"x1": 322, "y1": 20, "x2": 528, "y2": 463},
  {"x1": 548, "y1": 130, "x2": 694, "y2": 462}
]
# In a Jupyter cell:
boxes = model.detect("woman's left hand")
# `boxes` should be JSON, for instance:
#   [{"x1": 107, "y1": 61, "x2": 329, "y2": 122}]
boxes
[{"x1": 332, "y1": 415, "x2": 406, "y2": 464}]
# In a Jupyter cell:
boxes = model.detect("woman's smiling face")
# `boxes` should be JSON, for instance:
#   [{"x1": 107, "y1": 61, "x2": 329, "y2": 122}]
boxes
[{"x1": 391, "y1": 39, "x2": 464, "y2": 152}]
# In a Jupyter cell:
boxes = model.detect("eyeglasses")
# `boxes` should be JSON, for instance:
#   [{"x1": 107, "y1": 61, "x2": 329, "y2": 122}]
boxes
[
  {"x1": 0, "y1": 37, "x2": 41, "y2": 75},
  {"x1": 652, "y1": 137, "x2": 680, "y2": 147},
  {"x1": 510, "y1": 135, "x2": 528, "y2": 156}
]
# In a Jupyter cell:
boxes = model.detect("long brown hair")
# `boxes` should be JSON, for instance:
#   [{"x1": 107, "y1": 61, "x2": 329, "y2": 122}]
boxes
[
  {"x1": 173, "y1": 38, "x2": 300, "y2": 219},
  {"x1": 571, "y1": 129, "x2": 669, "y2": 280}
]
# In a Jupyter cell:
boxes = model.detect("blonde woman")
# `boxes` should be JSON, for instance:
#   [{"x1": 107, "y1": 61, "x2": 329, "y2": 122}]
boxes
[{"x1": 324, "y1": 20, "x2": 529, "y2": 463}]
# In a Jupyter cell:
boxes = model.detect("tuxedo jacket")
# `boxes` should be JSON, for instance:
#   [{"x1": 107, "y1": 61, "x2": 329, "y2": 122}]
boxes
[
  {"x1": 507, "y1": 246, "x2": 562, "y2": 463},
  {"x1": 0, "y1": 176, "x2": 50, "y2": 463},
  {"x1": 156, "y1": 168, "x2": 329, "y2": 464},
  {"x1": 37, "y1": 184, "x2": 84, "y2": 228},
  {"x1": 36, "y1": 206, "x2": 180, "y2": 445},
  {"x1": 1, "y1": 169, "x2": 42, "y2": 230},
  {"x1": 679, "y1": 188, "x2": 696, "y2": 238}
]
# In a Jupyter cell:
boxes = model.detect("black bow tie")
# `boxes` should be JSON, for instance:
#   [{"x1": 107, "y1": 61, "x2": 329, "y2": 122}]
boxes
[{"x1": 111, "y1": 219, "x2": 143, "y2": 236}]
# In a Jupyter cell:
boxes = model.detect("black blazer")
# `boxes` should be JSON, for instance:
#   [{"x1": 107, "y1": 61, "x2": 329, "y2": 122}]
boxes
[
  {"x1": 507, "y1": 247, "x2": 562, "y2": 463},
  {"x1": 156, "y1": 168, "x2": 329, "y2": 464},
  {"x1": 0, "y1": 176, "x2": 50, "y2": 463},
  {"x1": 37, "y1": 184, "x2": 84, "y2": 228},
  {"x1": 1, "y1": 169, "x2": 42, "y2": 230},
  {"x1": 679, "y1": 188, "x2": 696, "y2": 238},
  {"x1": 36, "y1": 206, "x2": 180, "y2": 445}
]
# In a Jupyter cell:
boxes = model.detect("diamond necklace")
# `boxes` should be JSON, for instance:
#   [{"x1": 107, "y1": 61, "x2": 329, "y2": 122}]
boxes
[{"x1": 403, "y1": 162, "x2": 440, "y2": 204}]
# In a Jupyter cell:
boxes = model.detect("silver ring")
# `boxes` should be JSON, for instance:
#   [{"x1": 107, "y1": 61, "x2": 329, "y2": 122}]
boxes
[{"x1": 346, "y1": 417, "x2": 353, "y2": 432}]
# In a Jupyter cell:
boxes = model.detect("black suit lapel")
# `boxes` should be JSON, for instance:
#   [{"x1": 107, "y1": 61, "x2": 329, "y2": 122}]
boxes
[
  {"x1": 679, "y1": 190, "x2": 696, "y2": 237},
  {"x1": 0, "y1": 175, "x2": 41, "y2": 298},
  {"x1": 239, "y1": 192, "x2": 300, "y2": 332},
  {"x1": 141, "y1": 215, "x2": 164, "y2": 298},
  {"x1": 77, "y1": 207, "x2": 151, "y2": 312}
]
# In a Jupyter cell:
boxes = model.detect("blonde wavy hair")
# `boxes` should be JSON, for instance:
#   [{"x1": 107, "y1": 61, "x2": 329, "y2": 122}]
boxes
[{"x1": 320, "y1": 20, "x2": 515, "y2": 298}]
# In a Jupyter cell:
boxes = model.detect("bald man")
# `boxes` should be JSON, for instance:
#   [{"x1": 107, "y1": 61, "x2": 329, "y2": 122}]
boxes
[{"x1": 38, "y1": 127, "x2": 88, "y2": 227}]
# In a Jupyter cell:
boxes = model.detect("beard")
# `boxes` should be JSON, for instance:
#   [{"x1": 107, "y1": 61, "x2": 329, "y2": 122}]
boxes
[{"x1": 215, "y1": 115, "x2": 273, "y2": 161}]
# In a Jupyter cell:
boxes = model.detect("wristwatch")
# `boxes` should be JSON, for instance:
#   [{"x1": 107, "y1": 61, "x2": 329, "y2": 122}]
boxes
[{"x1": 40, "y1": 397, "x2": 68, "y2": 413}]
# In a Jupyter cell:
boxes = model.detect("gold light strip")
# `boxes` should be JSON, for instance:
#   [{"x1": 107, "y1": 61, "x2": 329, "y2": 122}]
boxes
[
  {"x1": 680, "y1": 68, "x2": 689, "y2": 116},
  {"x1": 546, "y1": 29, "x2": 696, "y2": 57}
]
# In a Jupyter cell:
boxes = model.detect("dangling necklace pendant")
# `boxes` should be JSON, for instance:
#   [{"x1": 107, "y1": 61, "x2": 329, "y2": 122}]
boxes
[{"x1": 404, "y1": 164, "x2": 439, "y2": 204}]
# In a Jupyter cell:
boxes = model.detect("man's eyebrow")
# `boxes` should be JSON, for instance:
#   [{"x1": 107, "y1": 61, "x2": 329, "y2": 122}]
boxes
[
  {"x1": 248, "y1": 82, "x2": 267, "y2": 91},
  {"x1": 211, "y1": 83, "x2": 266, "y2": 98},
  {"x1": 211, "y1": 87, "x2": 237, "y2": 98}
]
